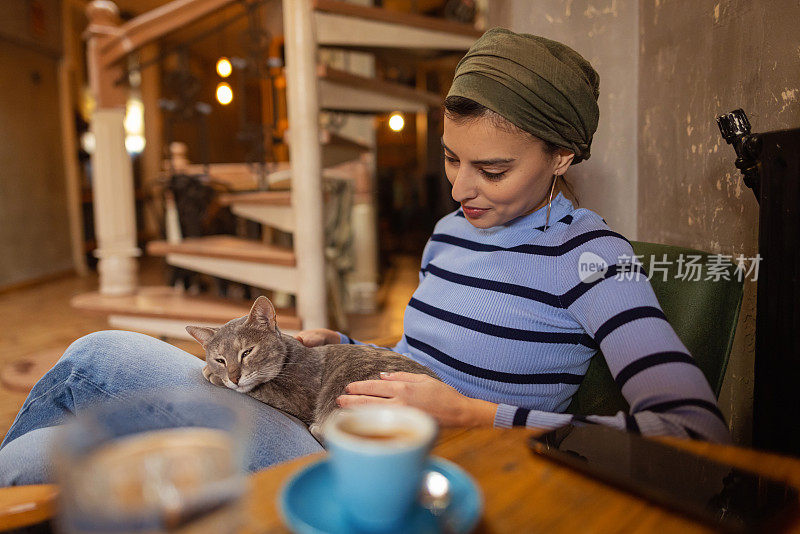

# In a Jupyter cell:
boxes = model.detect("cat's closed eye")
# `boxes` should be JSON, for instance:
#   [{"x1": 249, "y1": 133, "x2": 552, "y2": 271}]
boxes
[
  {"x1": 241, "y1": 347, "x2": 253, "y2": 358},
  {"x1": 215, "y1": 358, "x2": 225, "y2": 364}
]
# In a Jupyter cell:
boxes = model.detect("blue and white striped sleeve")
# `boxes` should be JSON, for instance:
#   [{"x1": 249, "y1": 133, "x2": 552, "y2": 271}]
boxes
[
  {"x1": 337, "y1": 332, "x2": 365, "y2": 345},
  {"x1": 495, "y1": 233, "x2": 731, "y2": 443}
]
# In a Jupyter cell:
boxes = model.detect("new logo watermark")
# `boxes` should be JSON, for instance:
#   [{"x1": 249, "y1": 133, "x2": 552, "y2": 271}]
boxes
[
  {"x1": 576, "y1": 252, "x2": 761, "y2": 283},
  {"x1": 578, "y1": 252, "x2": 608, "y2": 283}
]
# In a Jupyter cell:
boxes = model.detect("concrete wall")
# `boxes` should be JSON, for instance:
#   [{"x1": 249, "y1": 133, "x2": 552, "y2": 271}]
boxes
[
  {"x1": 0, "y1": 0, "x2": 61, "y2": 56},
  {"x1": 638, "y1": 0, "x2": 800, "y2": 443},
  {"x1": 489, "y1": 0, "x2": 639, "y2": 239},
  {"x1": 488, "y1": 0, "x2": 800, "y2": 443},
  {"x1": 0, "y1": 4, "x2": 72, "y2": 289}
]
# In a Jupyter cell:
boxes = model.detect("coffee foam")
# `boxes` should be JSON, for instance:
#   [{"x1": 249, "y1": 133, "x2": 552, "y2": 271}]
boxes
[{"x1": 324, "y1": 406, "x2": 437, "y2": 452}]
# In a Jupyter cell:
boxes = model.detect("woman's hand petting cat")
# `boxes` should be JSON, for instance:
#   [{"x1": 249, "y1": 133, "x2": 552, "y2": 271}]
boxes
[
  {"x1": 337, "y1": 372, "x2": 498, "y2": 427},
  {"x1": 294, "y1": 328, "x2": 341, "y2": 347}
]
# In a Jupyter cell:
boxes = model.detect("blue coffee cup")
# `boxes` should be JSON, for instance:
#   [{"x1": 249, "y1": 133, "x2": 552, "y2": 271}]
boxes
[{"x1": 323, "y1": 406, "x2": 438, "y2": 532}]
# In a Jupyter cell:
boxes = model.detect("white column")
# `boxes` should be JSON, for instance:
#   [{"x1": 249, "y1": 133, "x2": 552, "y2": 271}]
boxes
[
  {"x1": 91, "y1": 109, "x2": 141, "y2": 294},
  {"x1": 322, "y1": 19, "x2": 379, "y2": 314},
  {"x1": 347, "y1": 155, "x2": 379, "y2": 313},
  {"x1": 85, "y1": 0, "x2": 139, "y2": 295},
  {"x1": 282, "y1": 0, "x2": 328, "y2": 329}
]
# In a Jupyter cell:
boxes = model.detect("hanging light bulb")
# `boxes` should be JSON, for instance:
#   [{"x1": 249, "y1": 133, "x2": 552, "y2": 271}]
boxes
[
  {"x1": 124, "y1": 98, "x2": 144, "y2": 134},
  {"x1": 216, "y1": 82, "x2": 233, "y2": 105},
  {"x1": 388, "y1": 112, "x2": 405, "y2": 132},
  {"x1": 125, "y1": 135, "x2": 146, "y2": 154},
  {"x1": 124, "y1": 97, "x2": 145, "y2": 154},
  {"x1": 216, "y1": 57, "x2": 232, "y2": 78},
  {"x1": 80, "y1": 131, "x2": 95, "y2": 154}
]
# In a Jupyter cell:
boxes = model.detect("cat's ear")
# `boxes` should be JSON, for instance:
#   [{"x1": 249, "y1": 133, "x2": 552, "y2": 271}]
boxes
[
  {"x1": 246, "y1": 296, "x2": 277, "y2": 329},
  {"x1": 186, "y1": 325, "x2": 218, "y2": 346}
]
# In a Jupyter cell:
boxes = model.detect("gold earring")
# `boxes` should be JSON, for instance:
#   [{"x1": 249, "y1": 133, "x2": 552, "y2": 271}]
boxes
[{"x1": 543, "y1": 174, "x2": 558, "y2": 231}]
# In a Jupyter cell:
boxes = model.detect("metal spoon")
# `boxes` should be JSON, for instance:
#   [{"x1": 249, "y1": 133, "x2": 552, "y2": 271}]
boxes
[
  {"x1": 419, "y1": 470, "x2": 453, "y2": 532},
  {"x1": 159, "y1": 477, "x2": 245, "y2": 531}
]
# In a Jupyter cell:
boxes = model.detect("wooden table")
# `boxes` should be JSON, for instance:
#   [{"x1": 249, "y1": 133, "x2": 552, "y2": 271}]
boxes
[
  {"x1": 245, "y1": 428, "x2": 800, "y2": 533},
  {"x1": 2, "y1": 429, "x2": 798, "y2": 532}
]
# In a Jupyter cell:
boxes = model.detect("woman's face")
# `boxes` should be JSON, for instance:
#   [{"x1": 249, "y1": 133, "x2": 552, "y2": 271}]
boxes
[{"x1": 442, "y1": 115, "x2": 574, "y2": 229}]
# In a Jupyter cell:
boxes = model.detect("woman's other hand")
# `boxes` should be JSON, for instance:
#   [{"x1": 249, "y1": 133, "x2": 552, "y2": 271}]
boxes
[
  {"x1": 294, "y1": 328, "x2": 341, "y2": 347},
  {"x1": 338, "y1": 372, "x2": 498, "y2": 427}
]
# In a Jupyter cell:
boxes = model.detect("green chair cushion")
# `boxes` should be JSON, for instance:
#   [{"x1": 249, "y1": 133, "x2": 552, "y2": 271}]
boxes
[{"x1": 566, "y1": 241, "x2": 744, "y2": 416}]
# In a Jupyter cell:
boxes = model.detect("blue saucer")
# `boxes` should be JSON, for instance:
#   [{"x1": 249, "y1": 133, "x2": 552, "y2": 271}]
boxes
[{"x1": 279, "y1": 456, "x2": 483, "y2": 534}]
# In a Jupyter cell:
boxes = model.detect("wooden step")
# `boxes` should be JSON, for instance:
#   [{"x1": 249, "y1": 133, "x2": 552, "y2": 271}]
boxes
[
  {"x1": 146, "y1": 236, "x2": 299, "y2": 293},
  {"x1": 71, "y1": 286, "x2": 302, "y2": 339},
  {"x1": 217, "y1": 191, "x2": 295, "y2": 233},
  {"x1": 217, "y1": 191, "x2": 292, "y2": 207},
  {"x1": 266, "y1": 132, "x2": 371, "y2": 187},
  {"x1": 313, "y1": 0, "x2": 482, "y2": 51},
  {"x1": 148, "y1": 236, "x2": 296, "y2": 266},
  {"x1": 181, "y1": 131, "x2": 369, "y2": 192},
  {"x1": 318, "y1": 65, "x2": 442, "y2": 113},
  {"x1": 269, "y1": 132, "x2": 371, "y2": 190},
  {"x1": 178, "y1": 163, "x2": 270, "y2": 192},
  {"x1": 179, "y1": 163, "x2": 265, "y2": 191},
  {"x1": 319, "y1": 130, "x2": 372, "y2": 170}
]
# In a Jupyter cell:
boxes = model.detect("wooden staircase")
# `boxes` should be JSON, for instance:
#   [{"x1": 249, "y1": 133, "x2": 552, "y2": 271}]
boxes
[
  {"x1": 218, "y1": 191, "x2": 294, "y2": 233},
  {"x1": 74, "y1": 0, "x2": 481, "y2": 340},
  {"x1": 313, "y1": 0, "x2": 481, "y2": 50},
  {"x1": 147, "y1": 236, "x2": 298, "y2": 294},
  {"x1": 172, "y1": 130, "x2": 372, "y2": 191},
  {"x1": 317, "y1": 131, "x2": 373, "y2": 170},
  {"x1": 318, "y1": 65, "x2": 442, "y2": 113}
]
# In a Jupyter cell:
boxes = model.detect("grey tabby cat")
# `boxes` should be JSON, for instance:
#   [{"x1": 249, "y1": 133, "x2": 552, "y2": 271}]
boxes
[{"x1": 186, "y1": 296, "x2": 437, "y2": 437}]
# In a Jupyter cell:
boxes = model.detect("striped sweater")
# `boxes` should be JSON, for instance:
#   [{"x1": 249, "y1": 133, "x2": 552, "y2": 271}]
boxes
[{"x1": 340, "y1": 192, "x2": 730, "y2": 443}]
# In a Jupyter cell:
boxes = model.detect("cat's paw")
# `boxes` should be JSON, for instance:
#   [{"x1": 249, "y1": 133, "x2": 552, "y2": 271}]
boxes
[
  {"x1": 202, "y1": 365, "x2": 225, "y2": 387},
  {"x1": 202, "y1": 365, "x2": 213, "y2": 381}
]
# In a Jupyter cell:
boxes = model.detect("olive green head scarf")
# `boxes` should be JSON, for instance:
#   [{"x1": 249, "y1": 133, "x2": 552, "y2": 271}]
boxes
[{"x1": 447, "y1": 27, "x2": 600, "y2": 164}]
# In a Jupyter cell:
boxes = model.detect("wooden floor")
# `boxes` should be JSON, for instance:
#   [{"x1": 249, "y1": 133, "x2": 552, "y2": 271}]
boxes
[{"x1": 0, "y1": 256, "x2": 419, "y2": 441}]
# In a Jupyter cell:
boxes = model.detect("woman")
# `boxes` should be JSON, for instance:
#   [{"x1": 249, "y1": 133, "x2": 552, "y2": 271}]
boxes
[{"x1": 0, "y1": 29, "x2": 728, "y2": 485}]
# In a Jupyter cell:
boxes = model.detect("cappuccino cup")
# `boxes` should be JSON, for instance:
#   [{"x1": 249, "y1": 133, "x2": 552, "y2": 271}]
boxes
[{"x1": 323, "y1": 405, "x2": 437, "y2": 531}]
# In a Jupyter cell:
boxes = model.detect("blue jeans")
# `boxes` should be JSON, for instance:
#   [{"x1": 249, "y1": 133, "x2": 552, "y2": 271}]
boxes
[{"x1": 0, "y1": 331, "x2": 323, "y2": 486}]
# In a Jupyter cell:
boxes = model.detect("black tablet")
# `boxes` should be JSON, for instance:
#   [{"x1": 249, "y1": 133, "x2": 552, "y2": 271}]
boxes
[{"x1": 529, "y1": 425, "x2": 798, "y2": 533}]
